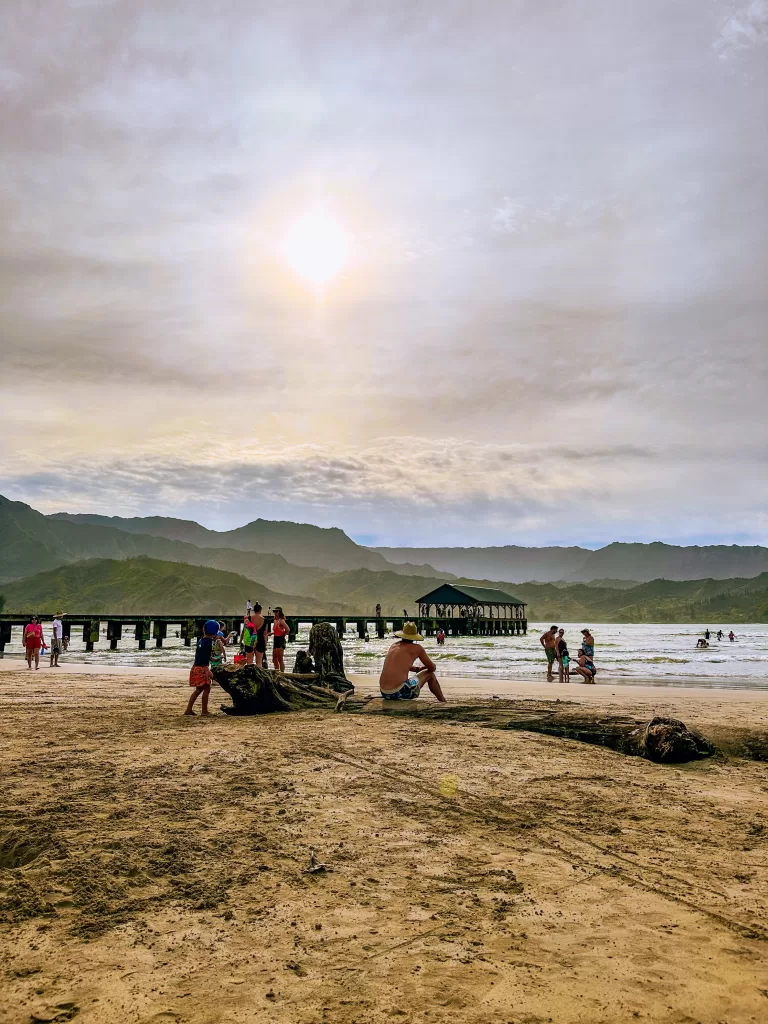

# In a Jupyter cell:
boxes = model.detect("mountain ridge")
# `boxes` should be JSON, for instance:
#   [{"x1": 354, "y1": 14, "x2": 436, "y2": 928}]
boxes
[{"x1": 371, "y1": 541, "x2": 768, "y2": 583}]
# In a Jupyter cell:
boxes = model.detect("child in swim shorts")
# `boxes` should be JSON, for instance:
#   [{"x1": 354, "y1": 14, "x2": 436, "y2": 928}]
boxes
[{"x1": 185, "y1": 619, "x2": 220, "y2": 717}]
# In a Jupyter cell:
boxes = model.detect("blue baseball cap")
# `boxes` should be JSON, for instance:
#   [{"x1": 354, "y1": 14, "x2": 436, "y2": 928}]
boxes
[{"x1": 204, "y1": 619, "x2": 220, "y2": 635}]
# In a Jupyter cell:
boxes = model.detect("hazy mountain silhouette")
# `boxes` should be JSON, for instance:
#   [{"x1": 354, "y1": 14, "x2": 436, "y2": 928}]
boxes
[{"x1": 372, "y1": 542, "x2": 768, "y2": 583}]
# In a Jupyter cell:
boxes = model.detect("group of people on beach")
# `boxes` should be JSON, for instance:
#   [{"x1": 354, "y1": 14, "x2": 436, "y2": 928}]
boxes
[
  {"x1": 21, "y1": 613, "x2": 67, "y2": 670},
  {"x1": 185, "y1": 603, "x2": 292, "y2": 715},
  {"x1": 540, "y1": 625, "x2": 596, "y2": 683}
]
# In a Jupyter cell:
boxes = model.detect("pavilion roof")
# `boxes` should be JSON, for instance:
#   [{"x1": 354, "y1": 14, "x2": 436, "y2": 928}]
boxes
[{"x1": 415, "y1": 582, "x2": 526, "y2": 607}]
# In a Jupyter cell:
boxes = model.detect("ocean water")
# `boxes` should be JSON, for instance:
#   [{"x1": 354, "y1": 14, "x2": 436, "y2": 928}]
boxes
[{"x1": 6, "y1": 621, "x2": 768, "y2": 691}]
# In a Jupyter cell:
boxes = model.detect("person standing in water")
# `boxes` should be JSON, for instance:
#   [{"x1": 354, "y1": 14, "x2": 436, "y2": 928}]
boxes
[
  {"x1": 581, "y1": 628, "x2": 595, "y2": 660},
  {"x1": 555, "y1": 628, "x2": 570, "y2": 683},
  {"x1": 272, "y1": 607, "x2": 289, "y2": 673},
  {"x1": 379, "y1": 622, "x2": 446, "y2": 702},
  {"x1": 704, "y1": 628, "x2": 711, "y2": 641},
  {"x1": 540, "y1": 625, "x2": 558, "y2": 681}
]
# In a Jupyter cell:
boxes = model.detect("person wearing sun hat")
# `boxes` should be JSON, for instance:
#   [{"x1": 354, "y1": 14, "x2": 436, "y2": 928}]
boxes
[
  {"x1": 378, "y1": 621, "x2": 447, "y2": 702},
  {"x1": 49, "y1": 610, "x2": 65, "y2": 667},
  {"x1": 184, "y1": 619, "x2": 220, "y2": 716}
]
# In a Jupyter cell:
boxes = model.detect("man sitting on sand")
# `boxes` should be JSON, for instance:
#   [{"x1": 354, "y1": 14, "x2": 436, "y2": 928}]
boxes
[
  {"x1": 540, "y1": 625, "x2": 558, "y2": 682},
  {"x1": 379, "y1": 622, "x2": 446, "y2": 702}
]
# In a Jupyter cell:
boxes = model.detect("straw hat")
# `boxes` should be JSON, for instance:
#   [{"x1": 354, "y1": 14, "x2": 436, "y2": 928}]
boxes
[{"x1": 395, "y1": 621, "x2": 423, "y2": 642}]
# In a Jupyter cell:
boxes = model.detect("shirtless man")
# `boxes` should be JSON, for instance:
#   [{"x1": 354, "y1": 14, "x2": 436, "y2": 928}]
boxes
[
  {"x1": 378, "y1": 622, "x2": 446, "y2": 702},
  {"x1": 540, "y1": 625, "x2": 558, "y2": 682}
]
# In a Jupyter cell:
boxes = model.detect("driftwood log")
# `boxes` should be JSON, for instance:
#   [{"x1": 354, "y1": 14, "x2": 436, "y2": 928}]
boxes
[
  {"x1": 213, "y1": 664, "x2": 343, "y2": 715},
  {"x1": 213, "y1": 622, "x2": 353, "y2": 715},
  {"x1": 306, "y1": 621, "x2": 351, "y2": 693},
  {"x1": 354, "y1": 698, "x2": 715, "y2": 764}
]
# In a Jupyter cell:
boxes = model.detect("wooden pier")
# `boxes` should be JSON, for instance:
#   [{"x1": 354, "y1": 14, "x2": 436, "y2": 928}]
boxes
[{"x1": 0, "y1": 612, "x2": 527, "y2": 655}]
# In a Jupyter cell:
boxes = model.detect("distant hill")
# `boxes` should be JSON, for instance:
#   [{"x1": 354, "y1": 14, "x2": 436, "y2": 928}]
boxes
[
  {"x1": 372, "y1": 541, "x2": 768, "y2": 583},
  {"x1": 0, "y1": 495, "x2": 442, "y2": 591},
  {"x1": 0, "y1": 495, "x2": 323, "y2": 588},
  {"x1": 370, "y1": 545, "x2": 590, "y2": 583},
  {"x1": 301, "y1": 568, "x2": 768, "y2": 622},
  {"x1": 2, "y1": 555, "x2": 766, "y2": 622},
  {"x1": 0, "y1": 557, "x2": 341, "y2": 616},
  {"x1": 49, "y1": 510, "x2": 442, "y2": 576}
]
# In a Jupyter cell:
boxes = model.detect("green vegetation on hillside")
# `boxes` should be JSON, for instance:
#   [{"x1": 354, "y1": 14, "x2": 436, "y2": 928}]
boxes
[
  {"x1": 0, "y1": 557, "x2": 343, "y2": 616},
  {"x1": 2, "y1": 558, "x2": 767, "y2": 622}
]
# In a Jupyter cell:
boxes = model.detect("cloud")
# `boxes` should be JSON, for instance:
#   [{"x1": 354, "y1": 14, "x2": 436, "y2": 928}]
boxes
[
  {"x1": 2, "y1": 437, "x2": 766, "y2": 546},
  {"x1": 714, "y1": 1, "x2": 768, "y2": 57},
  {"x1": 0, "y1": 1, "x2": 766, "y2": 546}
]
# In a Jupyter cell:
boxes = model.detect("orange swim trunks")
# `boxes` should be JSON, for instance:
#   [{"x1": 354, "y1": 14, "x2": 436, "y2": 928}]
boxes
[{"x1": 189, "y1": 666, "x2": 212, "y2": 688}]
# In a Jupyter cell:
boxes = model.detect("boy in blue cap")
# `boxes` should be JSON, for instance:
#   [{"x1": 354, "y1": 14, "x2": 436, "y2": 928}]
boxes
[{"x1": 184, "y1": 619, "x2": 220, "y2": 716}]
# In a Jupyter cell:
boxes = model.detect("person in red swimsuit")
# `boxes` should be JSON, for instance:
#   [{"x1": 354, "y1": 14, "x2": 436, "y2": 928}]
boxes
[
  {"x1": 23, "y1": 615, "x2": 45, "y2": 671},
  {"x1": 272, "y1": 606, "x2": 289, "y2": 673}
]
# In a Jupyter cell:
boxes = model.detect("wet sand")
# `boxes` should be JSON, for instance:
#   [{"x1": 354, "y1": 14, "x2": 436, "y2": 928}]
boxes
[{"x1": 1, "y1": 666, "x2": 767, "y2": 1023}]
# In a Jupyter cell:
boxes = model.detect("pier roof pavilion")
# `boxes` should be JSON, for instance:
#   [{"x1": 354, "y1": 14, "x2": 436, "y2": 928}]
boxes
[{"x1": 415, "y1": 582, "x2": 526, "y2": 619}]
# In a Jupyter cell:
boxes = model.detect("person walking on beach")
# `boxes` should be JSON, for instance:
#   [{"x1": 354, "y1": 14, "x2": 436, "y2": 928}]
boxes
[
  {"x1": 581, "y1": 628, "x2": 595, "y2": 660},
  {"x1": 540, "y1": 625, "x2": 558, "y2": 681},
  {"x1": 375, "y1": 603, "x2": 381, "y2": 618},
  {"x1": 379, "y1": 622, "x2": 446, "y2": 702},
  {"x1": 555, "y1": 628, "x2": 570, "y2": 683},
  {"x1": 574, "y1": 648, "x2": 597, "y2": 684},
  {"x1": 23, "y1": 615, "x2": 45, "y2": 670},
  {"x1": 272, "y1": 607, "x2": 289, "y2": 673},
  {"x1": 184, "y1": 619, "x2": 220, "y2": 716},
  {"x1": 49, "y1": 612, "x2": 64, "y2": 667}
]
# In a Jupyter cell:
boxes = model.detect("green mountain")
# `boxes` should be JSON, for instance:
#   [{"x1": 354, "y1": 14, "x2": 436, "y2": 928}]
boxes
[
  {"x1": 2, "y1": 557, "x2": 767, "y2": 622},
  {"x1": 501, "y1": 575, "x2": 768, "y2": 624},
  {"x1": 0, "y1": 557, "x2": 341, "y2": 616},
  {"x1": 48, "y1": 509, "x2": 440, "y2": 575},
  {"x1": 300, "y1": 568, "x2": 768, "y2": 623},
  {"x1": 0, "y1": 495, "x2": 440, "y2": 591}
]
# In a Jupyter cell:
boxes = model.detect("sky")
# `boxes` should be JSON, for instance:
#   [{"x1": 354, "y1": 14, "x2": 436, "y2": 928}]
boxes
[{"x1": 1, "y1": 0, "x2": 767, "y2": 547}]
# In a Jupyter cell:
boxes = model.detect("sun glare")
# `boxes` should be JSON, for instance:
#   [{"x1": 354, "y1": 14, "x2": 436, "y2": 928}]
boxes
[{"x1": 278, "y1": 206, "x2": 350, "y2": 293}]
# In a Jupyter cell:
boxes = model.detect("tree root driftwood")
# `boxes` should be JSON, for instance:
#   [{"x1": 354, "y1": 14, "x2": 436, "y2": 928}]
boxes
[
  {"x1": 356, "y1": 698, "x2": 715, "y2": 764},
  {"x1": 213, "y1": 622, "x2": 353, "y2": 715}
]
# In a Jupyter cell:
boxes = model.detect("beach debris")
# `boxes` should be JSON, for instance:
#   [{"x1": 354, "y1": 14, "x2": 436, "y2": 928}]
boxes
[
  {"x1": 335, "y1": 690, "x2": 353, "y2": 712},
  {"x1": 215, "y1": 623, "x2": 355, "y2": 715},
  {"x1": 352, "y1": 699, "x2": 715, "y2": 764},
  {"x1": 292, "y1": 650, "x2": 314, "y2": 674},
  {"x1": 304, "y1": 849, "x2": 329, "y2": 874},
  {"x1": 638, "y1": 716, "x2": 714, "y2": 763}
]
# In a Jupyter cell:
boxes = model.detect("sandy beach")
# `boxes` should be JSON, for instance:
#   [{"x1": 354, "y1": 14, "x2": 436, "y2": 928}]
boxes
[{"x1": 1, "y1": 665, "x2": 767, "y2": 1024}]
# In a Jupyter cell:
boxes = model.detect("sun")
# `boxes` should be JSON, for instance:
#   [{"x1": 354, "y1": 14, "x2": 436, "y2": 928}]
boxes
[{"x1": 278, "y1": 206, "x2": 350, "y2": 293}]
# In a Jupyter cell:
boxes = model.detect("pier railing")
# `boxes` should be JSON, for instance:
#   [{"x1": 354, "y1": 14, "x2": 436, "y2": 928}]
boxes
[{"x1": 0, "y1": 613, "x2": 527, "y2": 654}]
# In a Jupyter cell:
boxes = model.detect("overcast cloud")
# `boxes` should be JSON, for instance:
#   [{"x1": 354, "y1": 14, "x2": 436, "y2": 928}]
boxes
[{"x1": 1, "y1": 1, "x2": 766, "y2": 545}]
